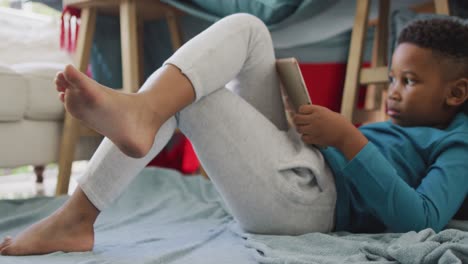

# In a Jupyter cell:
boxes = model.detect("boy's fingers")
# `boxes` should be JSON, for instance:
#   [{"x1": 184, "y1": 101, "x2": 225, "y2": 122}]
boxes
[
  {"x1": 298, "y1": 104, "x2": 319, "y2": 114},
  {"x1": 301, "y1": 134, "x2": 313, "y2": 143},
  {"x1": 296, "y1": 124, "x2": 314, "y2": 134},
  {"x1": 293, "y1": 114, "x2": 310, "y2": 125}
]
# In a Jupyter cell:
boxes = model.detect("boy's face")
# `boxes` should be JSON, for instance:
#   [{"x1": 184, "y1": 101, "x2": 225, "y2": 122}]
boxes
[{"x1": 388, "y1": 43, "x2": 454, "y2": 128}]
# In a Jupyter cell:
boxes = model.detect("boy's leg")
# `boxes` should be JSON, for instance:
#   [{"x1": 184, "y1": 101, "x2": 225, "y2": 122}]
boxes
[
  {"x1": 0, "y1": 116, "x2": 177, "y2": 256},
  {"x1": 78, "y1": 12, "x2": 293, "y2": 211},
  {"x1": 177, "y1": 88, "x2": 336, "y2": 235},
  {"x1": 167, "y1": 14, "x2": 335, "y2": 234},
  {"x1": 165, "y1": 13, "x2": 288, "y2": 131},
  {"x1": 0, "y1": 67, "x2": 180, "y2": 255},
  {"x1": 0, "y1": 188, "x2": 98, "y2": 255},
  {"x1": 0, "y1": 60, "x2": 185, "y2": 255},
  {"x1": 79, "y1": 12, "x2": 289, "y2": 210}
]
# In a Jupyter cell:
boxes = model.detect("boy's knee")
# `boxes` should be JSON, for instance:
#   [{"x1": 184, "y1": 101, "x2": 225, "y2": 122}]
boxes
[
  {"x1": 223, "y1": 13, "x2": 270, "y2": 37},
  {"x1": 226, "y1": 13, "x2": 264, "y2": 25}
]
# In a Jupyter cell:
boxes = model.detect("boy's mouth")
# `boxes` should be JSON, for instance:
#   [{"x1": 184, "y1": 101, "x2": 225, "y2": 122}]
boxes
[{"x1": 387, "y1": 108, "x2": 401, "y2": 118}]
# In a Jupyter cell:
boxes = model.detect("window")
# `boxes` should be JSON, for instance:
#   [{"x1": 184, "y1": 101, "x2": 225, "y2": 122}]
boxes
[{"x1": 0, "y1": 0, "x2": 61, "y2": 19}]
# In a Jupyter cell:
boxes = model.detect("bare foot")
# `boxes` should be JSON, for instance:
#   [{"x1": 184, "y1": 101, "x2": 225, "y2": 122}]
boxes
[
  {"x1": 0, "y1": 211, "x2": 94, "y2": 256},
  {"x1": 55, "y1": 65, "x2": 162, "y2": 158}
]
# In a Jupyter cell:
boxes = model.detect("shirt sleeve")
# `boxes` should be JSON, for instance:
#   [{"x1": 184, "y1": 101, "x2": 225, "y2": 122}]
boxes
[{"x1": 342, "y1": 137, "x2": 468, "y2": 232}]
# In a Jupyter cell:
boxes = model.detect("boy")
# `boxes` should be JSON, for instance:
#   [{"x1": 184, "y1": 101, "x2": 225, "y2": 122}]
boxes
[
  {"x1": 296, "y1": 18, "x2": 468, "y2": 232},
  {"x1": 1, "y1": 15, "x2": 467, "y2": 256}
]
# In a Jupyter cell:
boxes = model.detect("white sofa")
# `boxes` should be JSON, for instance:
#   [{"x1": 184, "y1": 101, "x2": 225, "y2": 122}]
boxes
[{"x1": 0, "y1": 62, "x2": 101, "y2": 179}]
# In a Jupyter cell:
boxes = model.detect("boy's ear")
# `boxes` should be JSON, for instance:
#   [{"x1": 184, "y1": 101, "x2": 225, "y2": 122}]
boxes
[{"x1": 446, "y1": 78, "x2": 468, "y2": 107}]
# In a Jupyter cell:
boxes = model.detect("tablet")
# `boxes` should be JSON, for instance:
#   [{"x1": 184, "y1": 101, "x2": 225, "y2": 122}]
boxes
[{"x1": 276, "y1": 57, "x2": 312, "y2": 112}]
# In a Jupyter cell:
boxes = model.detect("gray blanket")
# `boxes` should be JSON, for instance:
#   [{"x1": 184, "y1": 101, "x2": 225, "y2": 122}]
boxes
[{"x1": 1, "y1": 168, "x2": 467, "y2": 263}]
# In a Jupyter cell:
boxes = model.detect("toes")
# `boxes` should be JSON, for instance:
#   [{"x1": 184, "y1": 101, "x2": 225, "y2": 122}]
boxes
[
  {"x1": 55, "y1": 72, "x2": 65, "y2": 82},
  {"x1": 0, "y1": 239, "x2": 24, "y2": 256},
  {"x1": 0, "y1": 245, "x2": 15, "y2": 256},
  {"x1": 2, "y1": 236, "x2": 12, "y2": 244},
  {"x1": 58, "y1": 92, "x2": 65, "y2": 103},
  {"x1": 55, "y1": 81, "x2": 67, "y2": 93},
  {"x1": 0, "y1": 245, "x2": 8, "y2": 255},
  {"x1": 63, "y1": 64, "x2": 84, "y2": 86},
  {"x1": 0, "y1": 237, "x2": 12, "y2": 252},
  {"x1": 55, "y1": 72, "x2": 68, "y2": 92}
]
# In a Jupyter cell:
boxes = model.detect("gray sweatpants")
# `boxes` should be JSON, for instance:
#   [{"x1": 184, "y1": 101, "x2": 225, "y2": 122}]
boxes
[{"x1": 78, "y1": 13, "x2": 337, "y2": 235}]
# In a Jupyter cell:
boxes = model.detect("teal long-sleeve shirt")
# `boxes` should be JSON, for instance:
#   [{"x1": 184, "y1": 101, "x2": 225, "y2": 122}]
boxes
[{"x1": 320, "y1": 112, "x2": 468, "y2": 233}]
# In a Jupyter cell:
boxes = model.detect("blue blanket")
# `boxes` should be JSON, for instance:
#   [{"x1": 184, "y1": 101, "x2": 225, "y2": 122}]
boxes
[{"x1": 1, "y1": 168, "x2": 467, "y2": 263}]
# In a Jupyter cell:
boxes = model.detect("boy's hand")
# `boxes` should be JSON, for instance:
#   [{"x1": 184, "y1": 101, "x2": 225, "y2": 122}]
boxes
[{"x1": 292, "y1": 105, "x2": 368, "y2": 160}]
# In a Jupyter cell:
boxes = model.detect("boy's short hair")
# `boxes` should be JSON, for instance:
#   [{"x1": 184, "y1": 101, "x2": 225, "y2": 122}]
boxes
[{"x1": 397, "y1": 18, "x2": 468, "y2": 114}]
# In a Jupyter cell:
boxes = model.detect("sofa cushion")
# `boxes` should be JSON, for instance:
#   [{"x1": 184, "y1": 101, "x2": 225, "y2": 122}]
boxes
[
  {"x1": 0, "y1": 64, "x2": 27, "y2": 122},
  {"x1": 12, "y1": 63, "x2": 65, "y2": 121}
]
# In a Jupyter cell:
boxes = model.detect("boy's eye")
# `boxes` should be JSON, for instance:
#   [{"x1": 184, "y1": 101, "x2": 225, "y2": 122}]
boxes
[
  {"x1": 404, "y1": 78, "x2": 416, "y2": 86},
  {"x1": 388, "y1": 76, "x2": 395, "y2": 84}
]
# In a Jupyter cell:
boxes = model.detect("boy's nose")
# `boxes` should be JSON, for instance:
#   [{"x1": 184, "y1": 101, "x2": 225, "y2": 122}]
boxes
[
  {"x1": 388, "y1": 91, "x2": 399, "y2": 101},
  {"x1": 387, "y1": 85, "x2": 401, "y2": 101}
]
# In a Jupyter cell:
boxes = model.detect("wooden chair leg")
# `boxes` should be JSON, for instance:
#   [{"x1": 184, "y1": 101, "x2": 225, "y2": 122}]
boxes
[
  {"x1": 166, "y1": 9, "x2": 183, "y2": 51},
  {"x1": 434, "y1": 0, "x2": 450, "y2": 14},
  {"x1": 120, "y1": 0, "x2": 141, "y2": 93},
  {"x1": 340, "y1": 0, "x2": 371, "y2": 122},
  {"x1": 56, "y1": 114, "x2": 81, "y2": 195},
  {"x1": 364, "y1": 0, "x2": 389, "y2": 122},
  {"x1": 56, "y1": 8, "x2": 97, "y2": 195},
  {"x1": 137, "y1": 18, "x2": 145, "y2": 84},
  {"x1": 34, "y1": 165, "x2": 45, "y2": 183}
]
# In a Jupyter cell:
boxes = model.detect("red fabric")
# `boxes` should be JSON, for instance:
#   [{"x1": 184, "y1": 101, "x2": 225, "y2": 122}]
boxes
[
  {"x1": 146, "y1": 134, "x2": 200, "y2": 175},
  {"x1": 298, "y1": 63, "x2": 346, "y2": 112},
  {"x1": 298, "y1": 62, "x2": 369, "y2": 112}
]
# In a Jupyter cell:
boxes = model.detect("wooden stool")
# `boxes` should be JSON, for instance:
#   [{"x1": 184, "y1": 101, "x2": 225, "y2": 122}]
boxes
[
  {"x1": 340, "y1": 0, "x2": 451, "y2": 124},
  {"x1": 55, "y1": 0, "x2": 185, "y2": 195}
]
